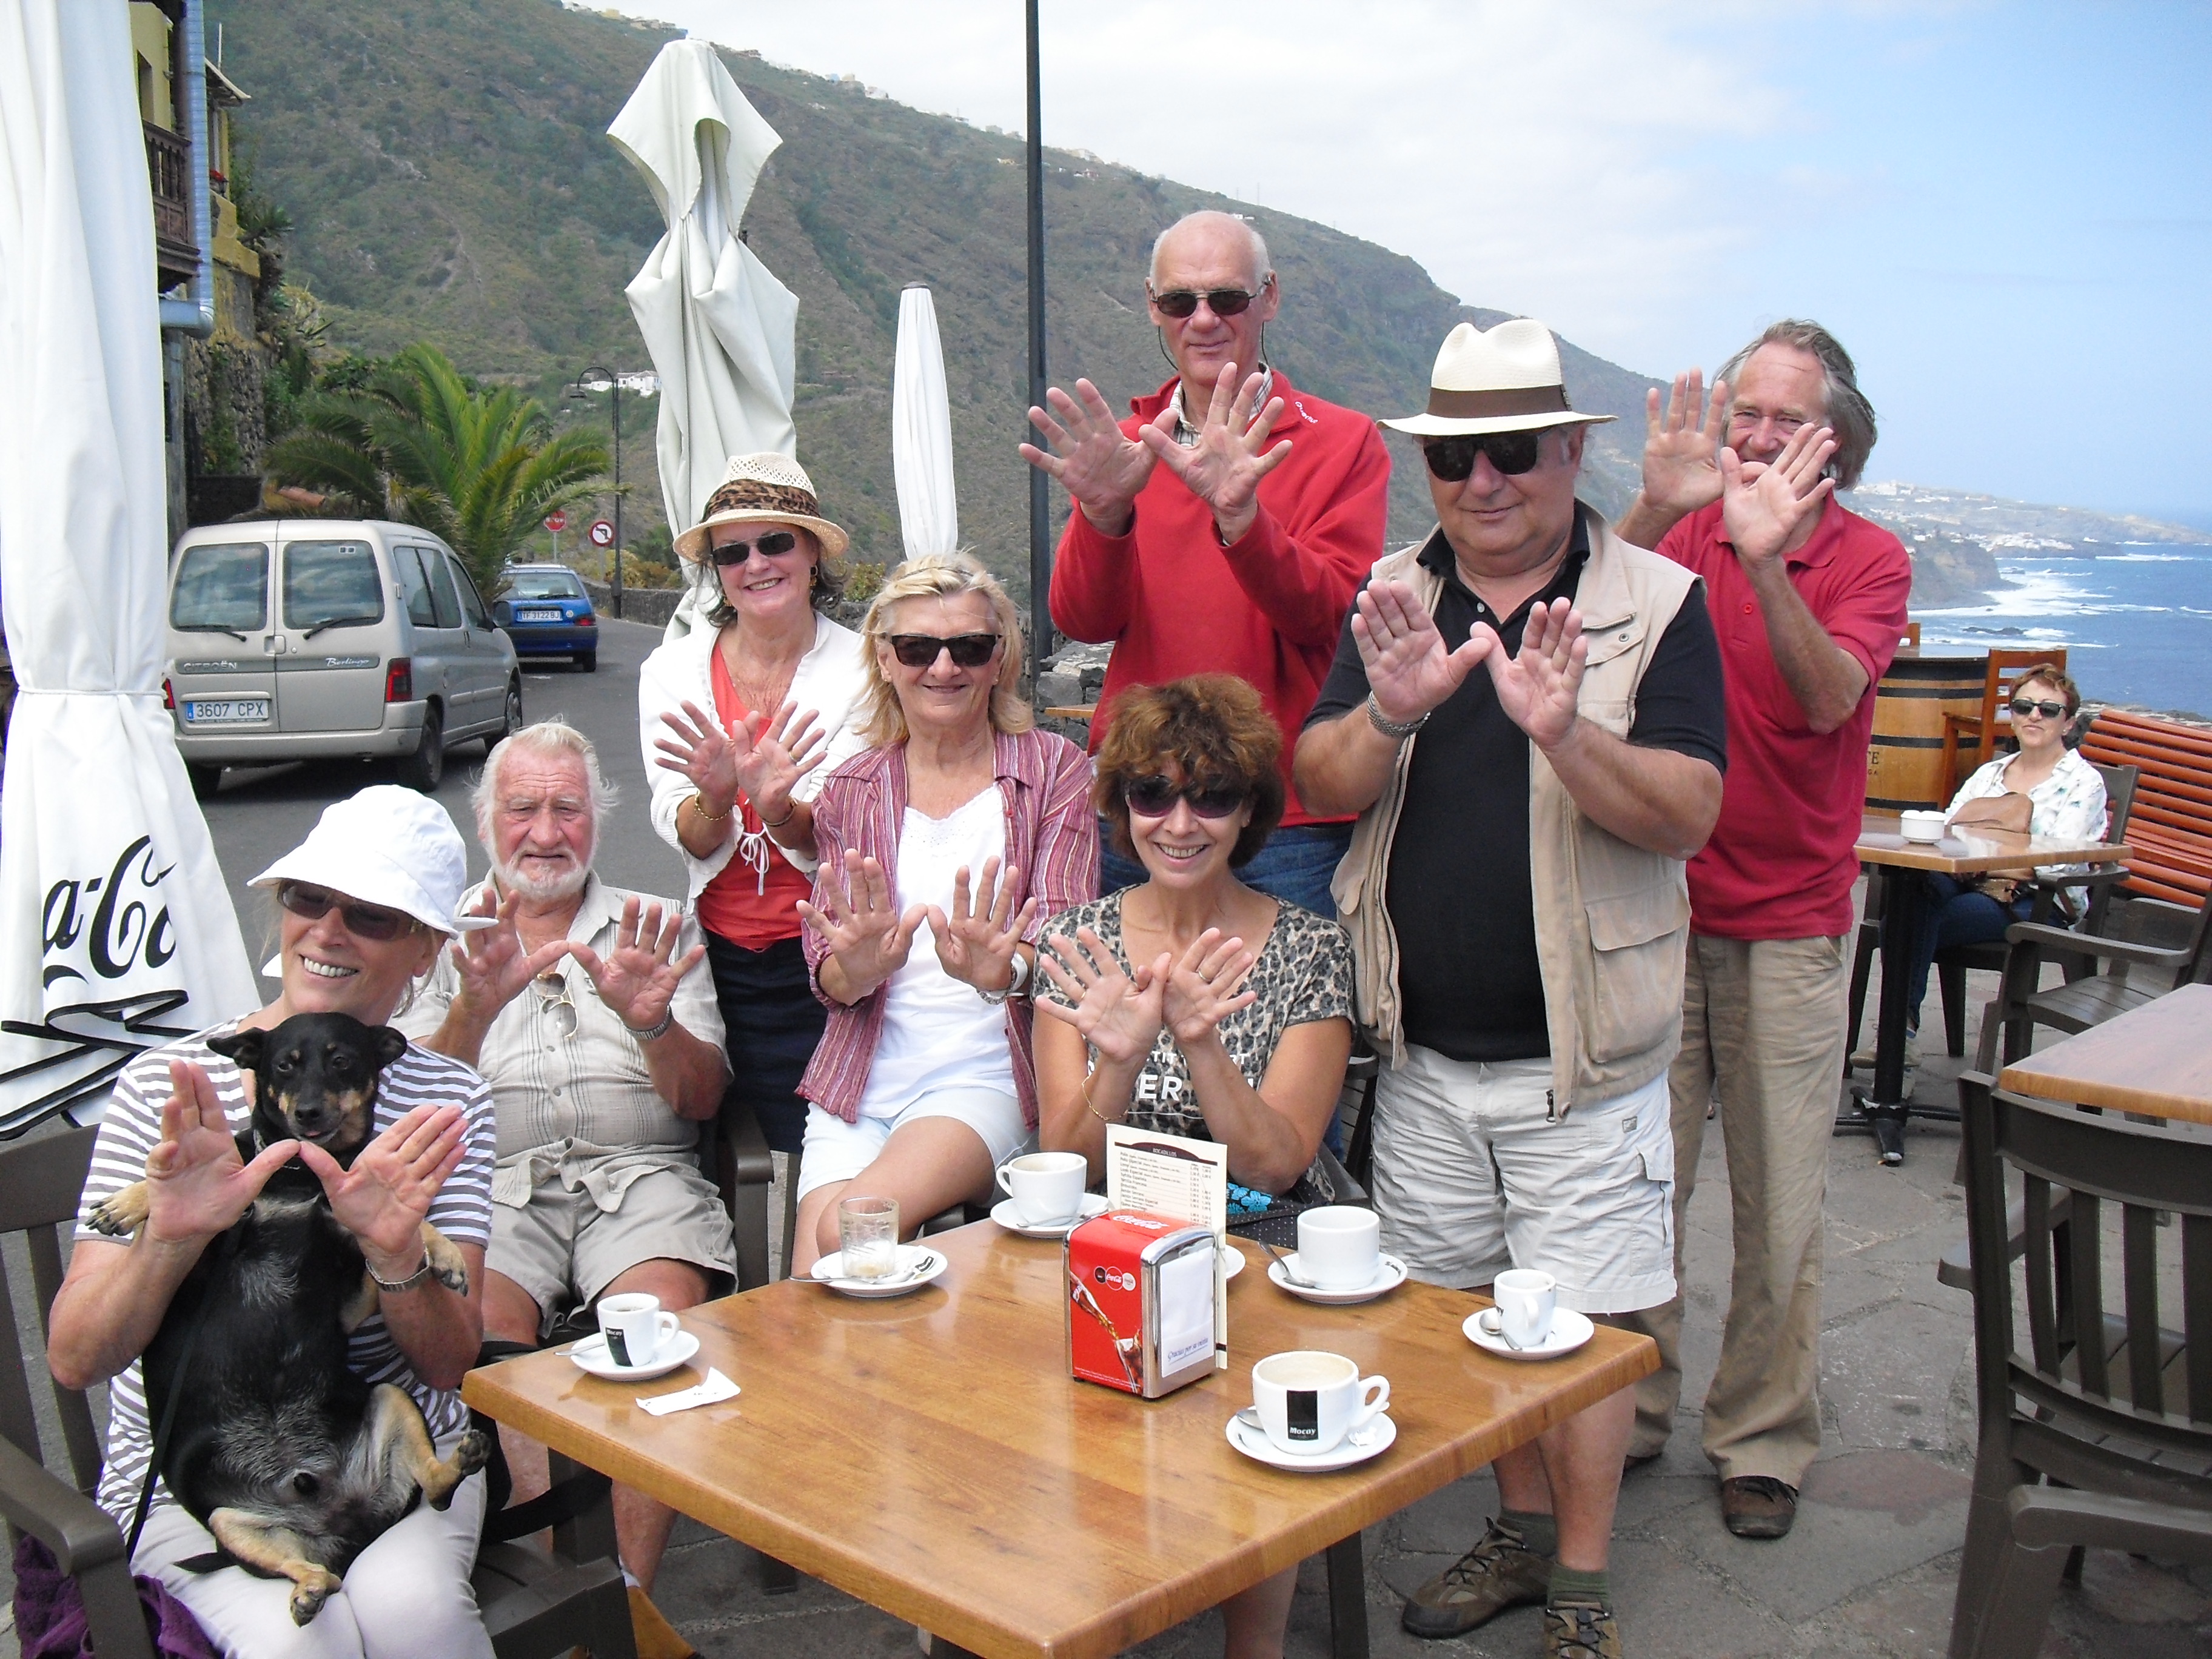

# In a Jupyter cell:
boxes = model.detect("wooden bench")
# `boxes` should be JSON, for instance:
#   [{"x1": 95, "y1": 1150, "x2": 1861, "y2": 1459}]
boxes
[{"x1": 2078, "y1": 709, "x2": 2212, "y2": 907}]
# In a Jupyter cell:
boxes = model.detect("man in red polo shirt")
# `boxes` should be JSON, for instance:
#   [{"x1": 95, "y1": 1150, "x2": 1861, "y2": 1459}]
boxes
[
  {"x1": 1614, "y1": 321, "x2": 1912, "y2": 1542},
  {"x1": 1019, "y1": 209, "x2": 1389, "y2": 915}
]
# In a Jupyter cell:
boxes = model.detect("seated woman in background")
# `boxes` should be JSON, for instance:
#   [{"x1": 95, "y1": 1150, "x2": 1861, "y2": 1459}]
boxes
[
  {"x1": 1899, "y1": 661, "x2": 2107, "y2": 1065},
  {"x1": 1033, "y1": 674, "x2": 1353, "y2": 1659},
  {"x1": 791, "y1": 552, "x2": 1097, "y2": 1273},
  {"x1": 45, "y1": 786, "x2": 496, "y2": 1659}
]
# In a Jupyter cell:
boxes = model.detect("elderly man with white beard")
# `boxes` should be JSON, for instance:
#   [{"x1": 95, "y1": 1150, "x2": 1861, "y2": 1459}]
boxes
[{"x1": 400, "y1": 720, "x2": 729, "y2": 1659}]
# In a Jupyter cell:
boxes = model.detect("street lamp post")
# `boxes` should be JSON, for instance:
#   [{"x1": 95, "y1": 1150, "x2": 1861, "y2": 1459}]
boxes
[{"x1": 567, "y1": 366, "x2": 625, "y2": 620}]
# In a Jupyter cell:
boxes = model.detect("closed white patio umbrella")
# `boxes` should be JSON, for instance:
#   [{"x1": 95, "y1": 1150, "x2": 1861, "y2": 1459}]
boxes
[
  {"x1": 893, "y1": 284, "x2": 959, "y2": 558},
  {"x1": 0, "y1": 0, "x2": 256, "y2": 1130},
  {"x1": 609, "y1": 39, "x2": 798, "y2": 557}
]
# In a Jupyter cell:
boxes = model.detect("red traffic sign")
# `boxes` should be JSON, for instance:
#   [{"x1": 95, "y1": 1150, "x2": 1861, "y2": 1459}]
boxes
[
  {"x1": 543, "y1": 511, "x2": 568, "y2": 533},
  {"x1": 588, "y1": 519, "x2": 616, "y2": 548}
]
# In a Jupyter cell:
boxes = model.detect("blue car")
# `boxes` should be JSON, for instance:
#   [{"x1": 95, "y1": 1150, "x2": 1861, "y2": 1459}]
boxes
[{"x1": 495, "y1": 563, "x2": 598, "y2": 671}]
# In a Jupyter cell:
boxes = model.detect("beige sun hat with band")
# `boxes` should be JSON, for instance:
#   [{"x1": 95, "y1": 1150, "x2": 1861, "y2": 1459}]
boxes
[
  {"x1": 672, "y1": 452, "x2": 851, "y2": 563},
  {"x1": 1380, "y1": 318, "x2": 1618, "y2": 438}
]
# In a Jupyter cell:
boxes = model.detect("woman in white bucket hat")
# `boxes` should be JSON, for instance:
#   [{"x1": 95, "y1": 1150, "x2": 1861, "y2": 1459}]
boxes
[
  {"x1": 640, "y1": 453, "x2": 873, "y2": 1163},
  {"x1": 48, "y1": 786, "x2": 501, "y2": 1658}
]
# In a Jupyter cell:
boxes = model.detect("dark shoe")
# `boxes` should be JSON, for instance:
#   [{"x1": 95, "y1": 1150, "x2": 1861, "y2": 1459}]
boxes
[
  {"x1": 1720, "y1": 1475, "x2": 1798, "y2": 1539},
  {"x1": 1401, "y1": 1516, "x2": 1552, "y2": 1638},
  {"x1": 1543, "y1": 1599, "x2": 1624, "y2": 1659}
]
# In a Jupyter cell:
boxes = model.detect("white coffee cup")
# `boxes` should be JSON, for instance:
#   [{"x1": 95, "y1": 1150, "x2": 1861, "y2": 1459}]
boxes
[
  {"x1": 996, "y1": 1150, "x2": 1088, "y2": 1226},
  {"x1": 1251, "y1": 1350, "x2": 1390, "y2": 1455},
  {"x1": 1492, "y1": 1268, "x2": 1558, "y2": 1349},
  {"x1": 598, "y1": 1293, "x2": 679, "y2": 1369},
  {"x1": 1900, "y1": 809, "x2": 1946, "y2": 843},
  {"x1": 1296, "y1": 1205, "x2": 1381, "y2": 1290}
]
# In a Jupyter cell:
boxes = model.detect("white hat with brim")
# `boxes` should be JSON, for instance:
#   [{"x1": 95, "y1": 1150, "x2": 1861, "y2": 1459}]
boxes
[
  {"x1": 671, "y1": 452, "x2": 851, "y2": 564},
  {"x1": 249, "y1": 785, "x2": 477, "y2": 938},
  {"x1": 1379, "y1": 318, "x2": 1618, "y2": 438}
]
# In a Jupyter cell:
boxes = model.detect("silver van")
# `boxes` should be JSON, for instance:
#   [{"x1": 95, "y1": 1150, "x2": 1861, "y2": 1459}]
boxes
[{"x1": 165, "y1": 520, "x2": 521, "y2": 796}]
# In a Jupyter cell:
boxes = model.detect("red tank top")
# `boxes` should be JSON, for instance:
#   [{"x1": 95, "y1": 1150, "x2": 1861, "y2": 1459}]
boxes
[{"x1": 694, "y1": 644, "x2": 814, "y2": 949}]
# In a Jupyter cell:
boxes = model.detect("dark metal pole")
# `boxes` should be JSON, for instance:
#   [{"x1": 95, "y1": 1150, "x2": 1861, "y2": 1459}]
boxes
[
  {"x1": 1025, "y1": 0, "x2": 1050, "y2": 686},
  {"x1": 610, "y1": 381, "x2": 624, "y2": 621}
]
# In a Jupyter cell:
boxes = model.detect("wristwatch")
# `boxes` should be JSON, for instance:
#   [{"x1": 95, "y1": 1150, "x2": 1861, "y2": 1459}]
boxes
[
  {"x1": 978, "y1": 951, "x2": 1032, "y2": 1006},
  {"x1": 1367, "y1": 691, "x2": 1431, "y2": 742}
]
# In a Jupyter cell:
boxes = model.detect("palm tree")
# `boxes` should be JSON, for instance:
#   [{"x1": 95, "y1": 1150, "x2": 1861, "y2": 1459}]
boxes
[{"x1": 265, "y1": 344, "x2": 609, "y2": 594}]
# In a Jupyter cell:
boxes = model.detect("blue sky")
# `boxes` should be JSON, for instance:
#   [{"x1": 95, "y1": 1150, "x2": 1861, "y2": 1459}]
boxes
[{"x1": 613, "y1": 2, "x2": 2212, "y2": 526}]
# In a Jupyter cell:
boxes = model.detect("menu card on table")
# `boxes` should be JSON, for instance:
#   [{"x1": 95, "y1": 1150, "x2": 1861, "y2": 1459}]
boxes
[{"x1": 1104, "y1": 1125, "x2": 1228, "y2": 1369}]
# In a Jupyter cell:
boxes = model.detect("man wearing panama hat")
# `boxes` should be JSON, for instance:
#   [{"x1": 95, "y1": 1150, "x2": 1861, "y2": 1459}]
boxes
[{"x1": 1296, "y1": 319, "x2": 1729, "y2": 1656}]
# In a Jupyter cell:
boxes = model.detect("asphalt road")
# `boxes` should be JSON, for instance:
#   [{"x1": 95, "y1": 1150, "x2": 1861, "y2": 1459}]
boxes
[{"x1": 196, "y1": 617, "x2": 684, "y2": 950}]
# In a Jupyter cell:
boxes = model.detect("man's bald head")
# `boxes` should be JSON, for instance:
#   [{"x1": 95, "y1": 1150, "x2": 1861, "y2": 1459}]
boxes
[{"x1": 1149, "y1": 210, "x2": 1272, "y2": 292}]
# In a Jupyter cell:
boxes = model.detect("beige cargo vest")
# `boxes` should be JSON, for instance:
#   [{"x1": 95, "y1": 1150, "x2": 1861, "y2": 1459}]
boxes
[{"x1": 1332, "y1": 507, "x2": 1699, "y2": 1112}]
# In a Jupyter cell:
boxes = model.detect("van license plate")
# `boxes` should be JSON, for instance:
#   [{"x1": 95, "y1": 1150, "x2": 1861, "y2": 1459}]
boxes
[
  {"x1": 517, "y1": 608, "x2": 563, "y2": 623},
  {"x1": 183, "y1": 699, "x2": 269, "y2": 725}
]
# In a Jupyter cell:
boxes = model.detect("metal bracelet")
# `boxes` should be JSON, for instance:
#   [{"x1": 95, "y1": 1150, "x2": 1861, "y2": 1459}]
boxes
[
  {"x1": 1366, "y1": 692, "x2": 1431, "y2": 743},
  {"x1": 977, "y1": 951, "x2": 1031, "y2": 1006},
  {"x1": 623, "y1": 1008, "x2": 676, "y2": 1042},
  {"x1": 691, "y1": 791, "x2": 732, "y2": 822},
  {"x1": 369, "y1": 1253, "x2": 434, "y2": 1295}
]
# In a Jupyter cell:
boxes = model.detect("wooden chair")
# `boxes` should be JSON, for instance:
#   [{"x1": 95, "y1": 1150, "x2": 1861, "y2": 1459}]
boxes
[
  {"x1": 1845, "y1": 762, "x2": 2137, "y2": 1067},
  {"x1": 1939, "y1": 648, "x2": 2066, "y2": 799},
  {"x1": 2078, "y1": 709, "x2": 2212, "y2": 909},
  {"x1": 1900, "y1": 620, "x2": 1921, "y2": 653},
  {"x1": 1973, "y1": 885, "x2": 2212, "y2": 1073},
  {"x1": 0, "y1": 1125, "x2": 635, "y2": 1658},
  {"x1": 1947, "y1": 1074, "x2": 2212, "y2": 1658}
]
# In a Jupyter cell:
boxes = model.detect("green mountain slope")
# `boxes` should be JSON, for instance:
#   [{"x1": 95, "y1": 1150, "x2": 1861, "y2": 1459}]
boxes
[{"x1": 206, "y1": 0, "x2": 1658, "y2": 600}]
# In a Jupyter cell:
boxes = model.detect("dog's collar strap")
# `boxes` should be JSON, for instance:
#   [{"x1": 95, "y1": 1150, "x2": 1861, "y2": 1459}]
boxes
[{"x1": 369, "y1": 1253, "x2": 434, "y2": 1294}]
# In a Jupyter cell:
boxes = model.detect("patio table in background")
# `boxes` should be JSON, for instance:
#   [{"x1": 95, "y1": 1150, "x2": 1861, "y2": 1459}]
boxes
[
  {"x1": 463, "y1": 1225, "x2": 1653, "y2": 1659},
  {"x1": 1997, "y1": 980, "x2": 2212, "y2": 1124},
  {"x1": 1841, "y1": 813, "x2": 2130, "y2": 1164}
]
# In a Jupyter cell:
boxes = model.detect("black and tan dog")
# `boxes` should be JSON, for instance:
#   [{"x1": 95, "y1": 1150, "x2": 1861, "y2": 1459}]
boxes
[{"x1": 89, "y1": 1011, "x2": 488, "y2": 1626}]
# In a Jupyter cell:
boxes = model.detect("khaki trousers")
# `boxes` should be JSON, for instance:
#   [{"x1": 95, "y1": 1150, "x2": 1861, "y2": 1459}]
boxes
[{"x1": 1622, "y1": 933, "x2": 1845, "y2": 1486}]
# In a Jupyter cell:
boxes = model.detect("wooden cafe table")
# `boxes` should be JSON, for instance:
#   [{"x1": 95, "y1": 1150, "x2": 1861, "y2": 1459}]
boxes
[
  {"x1": 1845, "y1": 812, "x2": 2130, "y2": 1164},
  {"x1": 463, "y1": 1225, "x2": 1654, "y2": 1659},
  {"x1": 1997, "y1": 980, "x2": 2212, "y2": 1124}
]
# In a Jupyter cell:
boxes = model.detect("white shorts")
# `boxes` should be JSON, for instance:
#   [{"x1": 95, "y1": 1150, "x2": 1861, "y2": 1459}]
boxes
[
  {"x1": 796, "y1": 1086, "x2": 1033, "y2": 1202},
  {"x1": 1369, "y1": 1048, "x2": 1675, "y2": 1315}
]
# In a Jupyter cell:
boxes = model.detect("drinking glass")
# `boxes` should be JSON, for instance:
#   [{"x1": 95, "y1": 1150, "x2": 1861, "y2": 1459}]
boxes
[{"x1": 837, "y1": 1195, "x2": 900, "y2": 1279}]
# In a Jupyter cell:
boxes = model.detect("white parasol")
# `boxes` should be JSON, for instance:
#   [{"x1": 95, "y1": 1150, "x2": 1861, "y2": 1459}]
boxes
[
  {"x1": 892, "y1": 284, "x2": 959, "y2": 558},
  {"x1": 609, "y1": 39, "x2": 797, "y2": 557},
  {"x1": 0, "y1": 0, "x2": 257, "y2": 1131}
]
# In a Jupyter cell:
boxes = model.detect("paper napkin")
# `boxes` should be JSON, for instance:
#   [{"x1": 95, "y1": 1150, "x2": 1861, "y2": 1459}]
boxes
[{"x1": 638, "y1": 1367, "x2": 740, "y2": 1415}]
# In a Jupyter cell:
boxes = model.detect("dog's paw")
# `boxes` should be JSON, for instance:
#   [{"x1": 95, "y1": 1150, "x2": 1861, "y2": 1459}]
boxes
[
  {"x1": 426, "y1": 1430, "x2": 492, "y2": 1510},
  {"x1": 421, "y1": 1225, "x2": 470, "y2": 1295},
  {"x1": 289, "y1": 1567, "x2": 341, "y2": 1626},
  {"x1": 87, "y1": 1182, "x2": 150, "y2": 1238},
  {"x1": 453, "y1": 1429, "x2": 491, "y2": 1478}
]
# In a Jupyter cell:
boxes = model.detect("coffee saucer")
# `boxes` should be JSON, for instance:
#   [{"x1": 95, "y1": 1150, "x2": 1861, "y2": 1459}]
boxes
[
  {"x1": 568, "y1": 1329, "x2": 700, "y2": 1382},
  {"x1": 1220, "y1": 1244, "x2": 1245, "y2": 1281},
  {"x1": 810, "y1": 1245, "x2": 948, "y2": 1298},
  {"x1": 1463, "y1": 1305, "x2": 1596, "y2": 1361},
  {"x1": 990, "y1": 1193, "x2": 1110, "y2": 1239},
  {"x1": 1225, "y1": 1410, "x2": 1396, "y2": 1472},
  {"x1": 1267, "y1": 1252, "x2": 1406, "y2": 1305}
]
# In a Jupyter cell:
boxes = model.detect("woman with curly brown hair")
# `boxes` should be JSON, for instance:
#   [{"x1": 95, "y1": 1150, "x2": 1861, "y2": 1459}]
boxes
[{"x1": 1034, "y1": 672, "x2": 1353, "y2": 1658}]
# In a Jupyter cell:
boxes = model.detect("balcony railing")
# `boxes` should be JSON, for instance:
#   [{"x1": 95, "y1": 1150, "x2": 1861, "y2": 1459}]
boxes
[{"x1": 145, "y1": 119, "x2": 198, "y2": 290}]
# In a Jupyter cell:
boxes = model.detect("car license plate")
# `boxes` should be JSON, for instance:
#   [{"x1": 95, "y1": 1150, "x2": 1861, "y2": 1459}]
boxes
[
  {"x1": 183, "y1": 698, "x2": 269, "y2": 725},
  {"x1": 517, "y1": 608, "x2": 563, "y2": 623}
]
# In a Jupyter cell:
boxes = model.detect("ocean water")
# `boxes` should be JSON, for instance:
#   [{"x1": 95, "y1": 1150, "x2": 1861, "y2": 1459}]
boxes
[{"x1": 1914, "y1": 543, "x2": 2212, "y2": 720}]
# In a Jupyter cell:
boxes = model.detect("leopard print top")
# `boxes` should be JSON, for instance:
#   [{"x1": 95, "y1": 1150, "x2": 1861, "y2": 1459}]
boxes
[{"x1": 1037, "y1": 891, "x2": 1353, "y2": 1199}]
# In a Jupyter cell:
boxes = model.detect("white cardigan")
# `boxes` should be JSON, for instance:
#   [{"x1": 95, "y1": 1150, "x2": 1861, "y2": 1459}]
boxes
[{"x1": 637, "y1": 603, "x2": 872, "y2": 903}]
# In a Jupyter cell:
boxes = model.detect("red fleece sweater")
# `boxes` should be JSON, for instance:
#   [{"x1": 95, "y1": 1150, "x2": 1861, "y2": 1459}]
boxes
[{"x1": 1048, "y1": 372, "x2": 1392, "y2": 827}]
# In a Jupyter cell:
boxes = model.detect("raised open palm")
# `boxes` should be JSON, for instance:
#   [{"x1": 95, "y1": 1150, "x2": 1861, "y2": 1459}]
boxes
[{"x1": 1036, "y1": 927, "x2": 1165, "y2": 1066}]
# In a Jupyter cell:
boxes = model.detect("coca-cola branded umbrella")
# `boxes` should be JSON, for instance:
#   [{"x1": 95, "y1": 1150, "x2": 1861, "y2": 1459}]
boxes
[{"x1": 0, "y1": 0, "x2": 256, "y2": 1129}]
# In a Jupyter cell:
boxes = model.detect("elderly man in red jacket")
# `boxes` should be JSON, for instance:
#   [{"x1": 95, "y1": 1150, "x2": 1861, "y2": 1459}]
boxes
[{"x1": 1019, "y1": 209, "x2": 1390, "y2": 916}]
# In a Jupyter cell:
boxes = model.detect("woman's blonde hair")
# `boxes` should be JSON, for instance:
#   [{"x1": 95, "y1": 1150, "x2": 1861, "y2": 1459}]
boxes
[{"x1": 858, "y1": 551, "x2": 1034, "y2": 745}]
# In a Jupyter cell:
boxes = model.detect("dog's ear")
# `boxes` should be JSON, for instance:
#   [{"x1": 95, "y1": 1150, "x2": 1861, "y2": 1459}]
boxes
[
  {"x1": 207, "y1": 1028, "x2": 266, "y2": 1073},
  {"x1": 371, "y1": 1026, "x2": 409, "y2": 1070}
]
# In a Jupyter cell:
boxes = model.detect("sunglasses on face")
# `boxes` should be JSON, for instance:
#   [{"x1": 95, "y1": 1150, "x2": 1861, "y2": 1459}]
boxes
[
  {"x1": 1421, "y1": 430, "x2": 1545, "y2": 481},
  {"x1": 2010, "y1": 698, "x2": 2068, "y2": 720},
  {"x1": 888, "y1": 632, "x2": 1002, "y2": 669},
  {"x1": 709, "y1": 530, "x2": 801, "y2": 566},
  {"x1": 1123, "y1": 776, "x2": 1246, "y2": 819},
  {"x1": 278, "y1": 881, "x2": 415, "y2": 942},
  {"x1": 1148, "y1": 282, "x2": 1266, "y2": 320}
]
